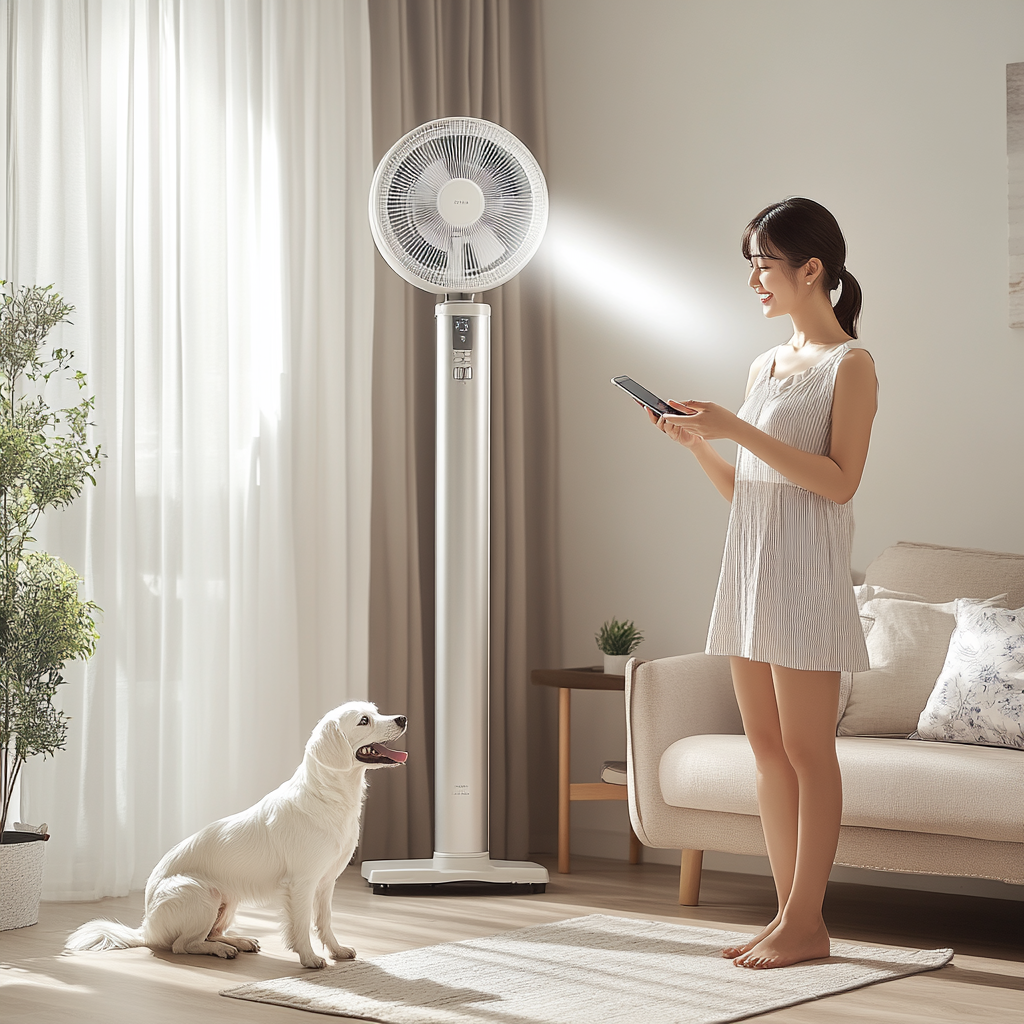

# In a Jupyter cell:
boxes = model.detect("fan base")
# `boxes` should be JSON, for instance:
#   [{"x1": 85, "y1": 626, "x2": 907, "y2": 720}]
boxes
[
  {"x1": 360, "y1": 854, "x2": 549, "y2": 895},
  {"x1": 370, "y1": 880, "x2": 546, "y2": 897}
]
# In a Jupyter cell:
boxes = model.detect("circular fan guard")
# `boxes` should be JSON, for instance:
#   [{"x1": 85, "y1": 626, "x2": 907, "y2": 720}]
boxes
[{"x1": 369, "y1": 118, "x2": 548, "y2": 294}]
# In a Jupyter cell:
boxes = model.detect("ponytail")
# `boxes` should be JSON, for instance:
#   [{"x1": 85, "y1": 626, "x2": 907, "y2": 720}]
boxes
[{"x1": 832, "y1": 268, "x2": 862, "y2": 340}]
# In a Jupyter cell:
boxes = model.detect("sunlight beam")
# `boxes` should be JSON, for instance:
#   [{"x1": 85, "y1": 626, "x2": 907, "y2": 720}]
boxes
[{"x1": 542, "y1": 206, "x2": 709, "y2": 345}]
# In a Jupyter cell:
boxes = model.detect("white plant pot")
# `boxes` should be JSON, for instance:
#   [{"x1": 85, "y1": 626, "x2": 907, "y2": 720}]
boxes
[
  {"x1": 0, "y1": 837, "x2": 46, "y2": 930},
  {"x1": 603, "y1": 653, "x2": 630, "y2": 676}
]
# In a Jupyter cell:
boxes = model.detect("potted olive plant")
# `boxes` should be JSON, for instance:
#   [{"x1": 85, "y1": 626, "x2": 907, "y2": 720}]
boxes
[
  {"x1": 595, "y1": 618, "x2": 644, "y2": 676},
  {"x1": 0, "y1": 283, "x2": 101, "y2": 929}
]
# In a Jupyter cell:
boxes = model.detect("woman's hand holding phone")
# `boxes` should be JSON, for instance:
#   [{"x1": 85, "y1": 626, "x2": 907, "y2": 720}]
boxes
[{"x1": 610, "y1": 376, "x2": 735, "y2": 448}]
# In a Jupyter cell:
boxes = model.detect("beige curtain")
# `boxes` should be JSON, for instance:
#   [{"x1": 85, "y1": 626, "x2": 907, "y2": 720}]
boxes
[{"x1": 361, "y1": 0, "x2": 560, "y2": 862}]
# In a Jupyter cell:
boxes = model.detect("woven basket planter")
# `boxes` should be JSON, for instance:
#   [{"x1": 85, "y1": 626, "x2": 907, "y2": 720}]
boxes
[{"x1": 0, "y1": 834, "x2": 46, "y2": 930}]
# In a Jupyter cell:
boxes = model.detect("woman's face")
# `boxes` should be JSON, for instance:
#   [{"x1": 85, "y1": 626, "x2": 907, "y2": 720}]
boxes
[{"x1": 747, "y1": 250, "x2": 799, "y2": 320}]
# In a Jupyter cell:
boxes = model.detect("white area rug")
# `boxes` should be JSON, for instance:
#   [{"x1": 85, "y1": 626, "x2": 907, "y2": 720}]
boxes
[{"x1": 221, "y1": 914, "x2": 953, "y2": 1024}]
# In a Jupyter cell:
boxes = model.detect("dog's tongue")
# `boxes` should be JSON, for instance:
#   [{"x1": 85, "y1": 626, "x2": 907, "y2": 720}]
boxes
[{"x1": 372, "y1": 743, "x2": 408, "y2": 763}]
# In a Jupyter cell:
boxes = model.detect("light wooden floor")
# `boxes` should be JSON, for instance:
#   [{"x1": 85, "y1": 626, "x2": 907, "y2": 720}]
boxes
[{"x1": 1, "y1": 854, "x2": 1021, "y2": 1023}]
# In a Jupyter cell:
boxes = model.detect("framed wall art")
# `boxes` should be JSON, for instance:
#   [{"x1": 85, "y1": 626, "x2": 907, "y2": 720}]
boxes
[{"x1": 1010, "y1": 62, "x2": 1024, "y2": 328}]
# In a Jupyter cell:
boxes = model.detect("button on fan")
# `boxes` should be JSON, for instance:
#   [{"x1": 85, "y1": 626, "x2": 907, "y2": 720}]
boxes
[{"x1": 453, "y1": 366, "x2": 473, "y2": 380}]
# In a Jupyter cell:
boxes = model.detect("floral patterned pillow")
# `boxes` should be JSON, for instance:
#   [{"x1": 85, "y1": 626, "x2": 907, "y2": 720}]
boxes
[{"x1": 916, "y1": 600, "x2": 1024, "y2": 750}]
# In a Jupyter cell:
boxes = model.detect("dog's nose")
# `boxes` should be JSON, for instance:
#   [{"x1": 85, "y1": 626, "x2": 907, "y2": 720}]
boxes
[{"x1": 395, "y1": 716, "x2": 407, "y2": 730}]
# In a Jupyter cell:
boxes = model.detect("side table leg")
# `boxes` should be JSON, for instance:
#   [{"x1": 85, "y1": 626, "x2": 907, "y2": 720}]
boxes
[{"x1": 558, "y1": 687, "x2": 570, "y2": 874}]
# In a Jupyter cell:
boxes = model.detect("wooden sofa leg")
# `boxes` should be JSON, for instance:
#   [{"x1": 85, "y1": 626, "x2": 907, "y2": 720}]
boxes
[
  {"x1": 678, "y1": 849, "x2": 703, "y2": 906},
  {"x1": 628, "y1": 828, "x2": 642, "y2": 865}
]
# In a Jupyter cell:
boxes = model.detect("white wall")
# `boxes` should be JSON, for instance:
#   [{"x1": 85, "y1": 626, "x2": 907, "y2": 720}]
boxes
[{"x1": 540, "y1": 0, "x2": 1024, "y2": 899}]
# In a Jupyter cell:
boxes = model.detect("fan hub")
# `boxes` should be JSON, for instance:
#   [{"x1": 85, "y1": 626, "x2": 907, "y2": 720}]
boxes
[{"x1": 437, "y1": 177, "x2": 485, "y2": 228}]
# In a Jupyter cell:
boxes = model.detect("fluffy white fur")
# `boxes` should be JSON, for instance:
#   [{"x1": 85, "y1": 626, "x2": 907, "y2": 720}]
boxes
[{"x1": 66, "y1": 701, "x2": 407, "y2": 968}]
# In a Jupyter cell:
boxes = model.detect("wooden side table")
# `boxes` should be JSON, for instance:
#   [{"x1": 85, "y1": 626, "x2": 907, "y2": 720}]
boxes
[{"x1": 531, "y1": 666, "x2": 642, "y2": 874}]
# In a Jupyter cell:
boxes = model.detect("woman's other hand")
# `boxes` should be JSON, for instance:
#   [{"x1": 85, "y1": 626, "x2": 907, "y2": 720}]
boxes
[
  {"x1": 648, "y1": 400, "x2": 703, "y2": 448},
  {"x1": 646, "y1": 399, "x2": 737, "y2": 502},
  {"x1": 661, "y1": 400, "x2": 741, "y2": 442}
]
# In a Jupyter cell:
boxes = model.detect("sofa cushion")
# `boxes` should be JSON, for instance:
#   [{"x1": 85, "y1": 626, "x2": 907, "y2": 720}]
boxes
[
  {"x1": 864, "y1": 541, "x2": 1024, "y2": 607},
  {"x1": 659, "y1": 734, "x2": 1024, "y2": 843},
  {"x1": 838, "y1": 592, "x2": 958, "y2": 738},
  {"x1": 835, "y1": 585, "x2": 928, "y2": 724},
  {"x1": 917, "y1": 600, "x2": 1024, "y2": 750}
]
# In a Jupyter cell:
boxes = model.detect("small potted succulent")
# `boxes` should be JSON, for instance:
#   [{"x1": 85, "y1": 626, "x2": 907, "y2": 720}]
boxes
[
  {"x1": 595, "y1": 618, "x2": 644, "y2": 676},
  {"x1": 0, "y1": 283, "x2": 101, "y2": 930}
]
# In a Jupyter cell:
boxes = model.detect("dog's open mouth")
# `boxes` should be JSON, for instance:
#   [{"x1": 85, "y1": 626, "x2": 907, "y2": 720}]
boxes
[{"x1": 356, "y1": 743, "x2": 409, "y2": 765}]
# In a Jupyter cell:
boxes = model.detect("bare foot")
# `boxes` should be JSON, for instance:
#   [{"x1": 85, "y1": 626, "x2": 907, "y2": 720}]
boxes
[
  {"x1": 721, "y1": 915, "x2": 781, "y2": 959},
  {"x1": 732, "y1": 919, "x2": 831, "y2": 969}
]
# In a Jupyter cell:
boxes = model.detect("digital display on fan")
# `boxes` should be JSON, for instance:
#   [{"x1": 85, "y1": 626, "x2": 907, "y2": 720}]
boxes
[{"x1": 452, "y1": 316, "x2": 472, "y2": 350}]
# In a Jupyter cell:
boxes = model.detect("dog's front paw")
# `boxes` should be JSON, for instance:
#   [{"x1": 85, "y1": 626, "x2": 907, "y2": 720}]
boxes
[
  {"x1": 301, "y1": 953, "x2": 327, "y2": 969},
  {"x1": 330, "y1": 945, "x2": 356, "y2": 961},
  {"x1": 210, "y1": 942, "x2": 239, "y2": 959},
  {"x1": 224, "y1": 936, "x2": 260, "y2": 953}
]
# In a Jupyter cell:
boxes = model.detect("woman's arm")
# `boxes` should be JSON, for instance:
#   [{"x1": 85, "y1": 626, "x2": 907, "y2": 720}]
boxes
[
  {"x1": 648, "y1": 405, "x2": 736, "y2": 501},
  {"x1": 666, "y1": 349, "x2": 877, "y2": 505},
  {"x1": 692, "y1": 436, "x2": 737, "y2": 503},
  {"x1": 650, "y1": 350, "x2": 773, "y2": 504}
]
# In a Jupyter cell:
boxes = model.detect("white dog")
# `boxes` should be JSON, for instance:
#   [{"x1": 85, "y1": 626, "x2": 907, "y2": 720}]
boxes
[{"x1": 66, "y1": 702, "x2": 407, "y2": 968}]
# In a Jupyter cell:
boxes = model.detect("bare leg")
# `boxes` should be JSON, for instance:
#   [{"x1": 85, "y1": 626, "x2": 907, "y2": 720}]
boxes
[
  {"x1": 721, "y1": 657, "x2": 798, "y2": 958},
  {"x1": 734, "y1": 665, "x2": 841, "y2": 969}
]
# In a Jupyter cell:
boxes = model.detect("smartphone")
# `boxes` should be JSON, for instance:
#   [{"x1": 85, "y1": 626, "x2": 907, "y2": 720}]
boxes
[{"x1": 611, "y1": 375, "x2": 692, "y2": 418}]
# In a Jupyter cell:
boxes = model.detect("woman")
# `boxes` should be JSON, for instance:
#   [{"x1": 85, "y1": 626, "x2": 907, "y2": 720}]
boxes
[{"x1": 650, "y1": 197, "x2": 877, "y2": 970}]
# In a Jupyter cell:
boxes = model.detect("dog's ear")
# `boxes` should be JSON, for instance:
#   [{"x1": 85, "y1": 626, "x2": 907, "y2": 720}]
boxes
[{"x1": 306, "y1": 715, "x2": 357, "y2": 772}]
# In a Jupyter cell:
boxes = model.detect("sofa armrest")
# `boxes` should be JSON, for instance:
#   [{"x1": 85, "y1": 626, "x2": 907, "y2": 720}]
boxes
[{"x1": 625, "y1": 653, "x2": 741, "y2": 847}]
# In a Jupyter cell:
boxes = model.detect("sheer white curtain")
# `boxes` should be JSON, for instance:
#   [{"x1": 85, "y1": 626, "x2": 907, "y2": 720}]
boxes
[{"x1": 5, "y1": 0, "x2": 374, "y2": 899}]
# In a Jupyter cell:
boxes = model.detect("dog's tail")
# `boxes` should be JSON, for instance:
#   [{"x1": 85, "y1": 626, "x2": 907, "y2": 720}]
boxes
[{"x1": 66, "y1": 918, "x2": 147, "y2": 952}]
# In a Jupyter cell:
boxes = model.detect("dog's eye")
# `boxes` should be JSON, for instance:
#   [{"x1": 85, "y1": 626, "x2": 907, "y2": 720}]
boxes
[{"x1": 358, "y1": 716, "x2": 369, "y2": 726}]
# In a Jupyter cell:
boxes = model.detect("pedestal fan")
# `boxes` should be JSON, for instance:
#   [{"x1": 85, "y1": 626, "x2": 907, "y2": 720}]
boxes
[{"x1": 360, "y1": 118, "x2": 549, "y2": 893}]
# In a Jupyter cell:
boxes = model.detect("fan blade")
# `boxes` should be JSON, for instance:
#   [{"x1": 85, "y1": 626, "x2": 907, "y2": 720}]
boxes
[
  {"x1": 414, "y1": 217, "x2": 453, "y2": 252},
  {"x1": 466, "y1": 224, "x2": 506, "y2": 270},
  {"x1": 410, "y1": 160, "x2": 451, "y2": 208},
  {"x1": 449, "y1": 236, "x2": 467, "y2": 284}
]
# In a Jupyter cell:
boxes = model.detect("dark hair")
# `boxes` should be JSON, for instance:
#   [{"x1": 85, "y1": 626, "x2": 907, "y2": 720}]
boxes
[{"x1": 741, "y1": 197, "x2": 862, "y2": 340}]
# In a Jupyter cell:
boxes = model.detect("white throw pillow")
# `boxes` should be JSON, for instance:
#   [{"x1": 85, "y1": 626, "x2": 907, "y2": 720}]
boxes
[
  {"x1": 837, "y1": 592, "x2": 958, "y2": 738},
  {"x1": 835, "y1": 586, "x2": 928, "y2": 725},
  {"x1": 916, "y1": 600, "x2": 1024, "y2": 750}
]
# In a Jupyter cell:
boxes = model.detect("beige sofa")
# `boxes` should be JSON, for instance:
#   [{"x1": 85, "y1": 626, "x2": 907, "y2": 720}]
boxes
[{"x1": 625, "y1": 541, "x2": 1024, "y2": 905}]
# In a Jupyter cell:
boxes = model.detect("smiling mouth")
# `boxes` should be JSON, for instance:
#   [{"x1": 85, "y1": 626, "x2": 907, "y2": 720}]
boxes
[
  {"x1": 356, "y1": 743, "x2": 408, "y2": 766},
  {"x1": 759, "y1": 292, "x2": 772, "y2": 304}
]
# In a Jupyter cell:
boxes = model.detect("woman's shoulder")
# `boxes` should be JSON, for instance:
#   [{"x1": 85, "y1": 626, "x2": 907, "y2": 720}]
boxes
[
  {"x1": 744, "y1": 347, "x2": 777, "y2": 397},
  {"x1": 747, "y1": 346, "x2": 777, "y2": 378},
  {"x1": 841, "y1": 344, "x2": 873, "y2": 364},
  {"x1": 750, "y1": 346, "x2": 777, "y2": 371},
  {"x1": 839, "y1": 345, "x2": 875, "y2": 374},
  {"x1": 836, "y1": 344, "x2": 878, "y2": 391}
]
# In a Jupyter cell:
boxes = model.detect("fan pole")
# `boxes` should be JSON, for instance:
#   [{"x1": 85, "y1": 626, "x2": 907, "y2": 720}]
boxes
[
  {"x1": 434, "y1": 300, "x2": 491, "y2": 856},
  {"x1": 360, "y1": 298, "x2": 548, "y2": 894}
]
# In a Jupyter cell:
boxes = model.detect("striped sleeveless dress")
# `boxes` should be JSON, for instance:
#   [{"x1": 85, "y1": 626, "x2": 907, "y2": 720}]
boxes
[{"x1": 705, "y1": 342, "x2": 869, "y2": 673}]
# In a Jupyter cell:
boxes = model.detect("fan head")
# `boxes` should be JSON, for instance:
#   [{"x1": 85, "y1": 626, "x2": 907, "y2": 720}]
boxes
[{"x1": 369, "y1": 118, "x2": 548, "y2": 294}]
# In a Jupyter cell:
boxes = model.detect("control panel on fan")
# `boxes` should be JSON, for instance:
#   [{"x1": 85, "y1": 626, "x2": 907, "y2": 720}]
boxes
[{"x1": 452, "y1": 316, "x2": 474, "y2": 380}]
